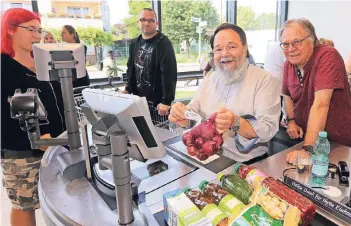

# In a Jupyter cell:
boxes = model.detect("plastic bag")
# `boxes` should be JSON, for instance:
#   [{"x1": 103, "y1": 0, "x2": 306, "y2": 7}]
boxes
[
  {"x1": 228, "y1": 204, "x2": 283, "y2": 226},
  {"x1": 182, "y1": 112, "x2": 223, "y2": 161},
  {"x1": 260, "y1": 177, "x2": 315, "y2": 226},
  {"x1": 250, "y1": 185, "x2": 301, "y2": 226}
]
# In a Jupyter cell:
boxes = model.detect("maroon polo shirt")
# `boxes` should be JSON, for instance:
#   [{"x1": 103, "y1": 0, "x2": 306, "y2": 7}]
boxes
[{"x1": 282, "y1": 45, "x2": 351, "y2": 147}]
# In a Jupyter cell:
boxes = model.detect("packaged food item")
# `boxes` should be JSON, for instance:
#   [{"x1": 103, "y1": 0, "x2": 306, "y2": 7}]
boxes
[
  {"x1": 218, "y1": 173, "x2": 253, "y2": 205},
  {"x1": 182, "y1": 113, "x2": 223, "y2": 160},
  {"x1": 163, "y1": 188, "x2": 212, "y2": 226},
  {"x1": 228, "y1": 204, "x2": 283, "y2": 226},
  {"x1": 261, "y1": 177, "x2": 316, "y2": 226},
  {"x1": 233, "y1": 163, "x2": 267, "y2": 189},
  {"x1": 250, "y1": 185, "x2": 301, "y2": 226},
  {"x1": 184, "y1": 188, "x2": 228, "y2": 226},
  {"x1": 199, "y1": 180, "x2": 246, "y2": 216}
]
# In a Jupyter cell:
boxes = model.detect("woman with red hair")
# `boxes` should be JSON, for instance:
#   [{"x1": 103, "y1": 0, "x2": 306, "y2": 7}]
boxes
[{"x1": 1, "y1": 8, "x2": 65, "y2": 226}]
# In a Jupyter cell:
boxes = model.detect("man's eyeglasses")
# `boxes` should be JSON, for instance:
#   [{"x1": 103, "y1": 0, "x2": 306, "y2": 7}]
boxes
[
  {"x1": 139, "y1": 18, "x2": 156, "y2": 24},
  {"x1": 10, "y1": 24, "x2": 43, "y2": 34},
  {"x1": 213, "y1": 44, "x2": 237, "y2": 55},
  {"x1": 280, "y1": 35, "x2": 311, "y2": 50}
]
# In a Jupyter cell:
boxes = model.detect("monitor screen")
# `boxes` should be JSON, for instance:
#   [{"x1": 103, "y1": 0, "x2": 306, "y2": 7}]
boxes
[
  {"x1": 33, "y1": 43, "x2": 86, "y2": 81},
  {"x1": 82, "y1": 89, "x2": 166, "y2": 160}
]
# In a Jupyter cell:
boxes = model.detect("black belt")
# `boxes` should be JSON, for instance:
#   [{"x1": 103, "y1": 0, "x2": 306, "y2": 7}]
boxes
[{"x1": 1, "y1": 149, "x2": 44, "y2": 159}]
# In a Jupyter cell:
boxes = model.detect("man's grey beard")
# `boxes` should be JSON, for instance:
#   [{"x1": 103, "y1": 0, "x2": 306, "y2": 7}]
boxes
[{"x1": 215, "y1": 56, "x2": 249, "y2": 84}]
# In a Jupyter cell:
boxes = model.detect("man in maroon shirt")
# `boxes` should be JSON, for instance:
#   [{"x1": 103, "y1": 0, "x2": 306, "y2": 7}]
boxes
[{"x1": 280, "y1": 18, "x2": 351, "y2": 165}]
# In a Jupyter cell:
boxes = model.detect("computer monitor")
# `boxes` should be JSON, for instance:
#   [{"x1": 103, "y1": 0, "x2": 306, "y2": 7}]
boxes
[
  {"x1": 82, "y1": 88, "x2": 166, "y2": 160},
  {"x1": 32, "y1": 43, "x2": 86, "y2": 81}
]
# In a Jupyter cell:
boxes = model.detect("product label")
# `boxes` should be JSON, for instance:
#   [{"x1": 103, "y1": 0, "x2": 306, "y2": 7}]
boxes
[
  {"x1": 246, "y1": 169, "x2": 267, "y2": 188},
  {"x1": 219, "y1": 194, "x2": 245, "y2": 215},
  {"x1": 284, "y1": 176, "x2": 351, "y2": 224},
  {"x1": 250, "y1": 185, "x2": 292, "y2": 221},
  {"x1": 166, "y1": 193, "x2": 212, "y2": 226},
  {"x1": 229, "y1": 205, "x2": 283, "y2": 226},
  {"x1": 311, "y1": 162, "x2": 328, "y2": 177},
  {"x1": 202, "y1": 203, "x2": 227, "y2": 225}
]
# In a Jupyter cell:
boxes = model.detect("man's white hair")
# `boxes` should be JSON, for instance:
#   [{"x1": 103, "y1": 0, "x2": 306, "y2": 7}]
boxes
[{"x1": 279, "y1": 18, "x2": 318, "y2": 46}]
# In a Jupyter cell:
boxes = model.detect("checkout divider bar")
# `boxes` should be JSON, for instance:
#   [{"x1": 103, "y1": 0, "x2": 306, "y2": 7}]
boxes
[{"x1": 284, "y1": 176, "x2": 351, "y2": 224}]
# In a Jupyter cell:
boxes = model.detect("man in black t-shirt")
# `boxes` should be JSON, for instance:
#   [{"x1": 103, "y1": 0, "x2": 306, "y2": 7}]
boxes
[{"x1": 124, "y1": 8, "x2": 177, "y2": 116}]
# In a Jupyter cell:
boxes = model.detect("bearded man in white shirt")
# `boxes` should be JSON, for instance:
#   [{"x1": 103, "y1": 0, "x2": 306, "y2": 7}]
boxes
[{"x1": 169, "y1": 23, "x2": 281, "y2": 164}]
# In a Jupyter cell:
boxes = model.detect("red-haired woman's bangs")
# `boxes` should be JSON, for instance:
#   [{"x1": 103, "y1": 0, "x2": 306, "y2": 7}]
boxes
[{"x1": 1, "y1": 8, "x2": 41, "y2": 57}]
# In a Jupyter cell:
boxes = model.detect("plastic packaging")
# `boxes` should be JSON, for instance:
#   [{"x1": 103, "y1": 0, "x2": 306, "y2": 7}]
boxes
[
  {"x1": 183, "y1": 188, "x2": 228, "y2": 226},
  {"x1": 310, "y1": 131, "x2": 330, "y2": 186},
  {"x1": 218, "y1": 173, "x2": 253, "y2": 205},
  {"x1": 228, "y1": 205, "x2": 284, "y2": 226},
  {"x1": 233, "y1": 163, "x2": 268, "y2": 189},
  {"x1": 163, "y1": 188, "x2": 212, "y2": 226},
  {"x1": 250, "y1": 185, "x2": 301, "y2": 225},
  {"x1": 261, "y1": 177, "x2": 316, "y2": 226},
  {"x1": 182, "y1": 113, "x2": 223, "y2": 160},
  {"x1": 199, "y1": 180, "x2": 246, "y2": 216}
]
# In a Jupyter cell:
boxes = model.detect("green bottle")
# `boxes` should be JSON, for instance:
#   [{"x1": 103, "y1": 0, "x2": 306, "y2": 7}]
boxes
[
  {"x1": 199, "y1": 180, "x2": 246, "y2": 216},
  {"x1": 217, "y1": 173, "x2": 253, "y2": 205}
]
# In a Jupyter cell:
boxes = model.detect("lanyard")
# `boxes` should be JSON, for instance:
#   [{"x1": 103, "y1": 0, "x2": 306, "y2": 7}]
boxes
[{"x1": 222, "y1": 83, "x2": 234, "y2": 108}]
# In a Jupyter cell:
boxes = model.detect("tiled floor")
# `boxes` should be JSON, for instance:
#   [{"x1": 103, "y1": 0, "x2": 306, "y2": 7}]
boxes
[{"x1": 1, "y1": 177, "x2": 47, "y2": 226}]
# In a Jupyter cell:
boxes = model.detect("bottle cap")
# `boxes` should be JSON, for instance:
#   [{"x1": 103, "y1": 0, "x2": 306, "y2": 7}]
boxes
[
  {"x1": 183, "y1": 187, "x2": 191, "y2": 194},
  {"x1": 233, "y1": 162, "x2": 243, "y2": 174},
  {"x1": 218, "y1": 173, "x2": 224, "y2": 181},
  {"x1": 199, "y1": 180, "x2": 209, "y2": 191},
  {"x1": 319, "y1": 131, "x2": 327, "y2": 138}
]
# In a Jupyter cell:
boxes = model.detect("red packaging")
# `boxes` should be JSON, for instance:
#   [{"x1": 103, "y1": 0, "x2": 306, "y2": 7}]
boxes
[
  {"x1": 237, "y1": 165, "x2": 254, "y2": 179},
  {"x1": 261, "y1": 177, "x2": 316, "y2": 226}
]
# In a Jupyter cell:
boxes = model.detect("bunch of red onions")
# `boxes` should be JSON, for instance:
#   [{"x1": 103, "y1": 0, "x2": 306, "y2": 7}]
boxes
[{"x1": 182, "y1": 114, "x2": 223, "y2": 161}]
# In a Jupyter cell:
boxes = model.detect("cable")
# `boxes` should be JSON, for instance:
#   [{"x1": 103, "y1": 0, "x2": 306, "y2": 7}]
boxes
[{"x1": 283, "y1": 167, "x2": 296, "y2": 177}]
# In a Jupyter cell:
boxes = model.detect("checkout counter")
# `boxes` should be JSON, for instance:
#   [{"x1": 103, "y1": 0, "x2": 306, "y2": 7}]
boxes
[
  {"x1": 37, "y1": 125, "x2": 350, "y2": 225},
  {"x1": 10, "y1": 43, "x2": 350, "y2": 226}
]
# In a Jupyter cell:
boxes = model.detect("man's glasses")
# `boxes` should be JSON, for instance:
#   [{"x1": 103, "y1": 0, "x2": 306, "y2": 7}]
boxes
[
  {"x1": 213, "y1": 44, "x2": 237, "y2": 55},
  {"x1": 139, "y1": 18, "x2": 156, "y2": 24},
  {"x1": 280, "y1": 35, "x2": 311, "y2": 50},
  {"x1": 10, "y1": 24, "x2": 43, "y2": 34}
]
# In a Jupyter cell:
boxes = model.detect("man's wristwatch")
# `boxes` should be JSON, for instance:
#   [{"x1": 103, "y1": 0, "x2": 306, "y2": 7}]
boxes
[
  {"x1": 230, "y1": 117, "x2": 241, "y2": 133},
  {"x1": 302, "y1": 145, "x2": 314, "y2": 154}
]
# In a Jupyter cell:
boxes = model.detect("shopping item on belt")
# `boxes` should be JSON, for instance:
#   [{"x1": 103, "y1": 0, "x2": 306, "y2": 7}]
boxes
[{"x1": 182, "y1": 112, "x2": 223, "y2": 161}]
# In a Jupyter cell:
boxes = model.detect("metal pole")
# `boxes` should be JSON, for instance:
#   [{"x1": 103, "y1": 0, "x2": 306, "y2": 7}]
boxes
[
  {"x1": 199, "y1": 27, "x2": 201, "y2": 60},
  {"x1": 110, "y1": 131, "x2": 134, "y2": 225},
  {"x1": 58, "y1": 69, "x2": 81, "y2": 150},
  {"x1": 152, "y1": 0, "x2": 162, "y2": 32},
  {"x1": 198, "y1": 18, "x2": 202, "y2": 61},
  {"x1": 31, "y1": 0, "x2": 39, "y2": 13}
]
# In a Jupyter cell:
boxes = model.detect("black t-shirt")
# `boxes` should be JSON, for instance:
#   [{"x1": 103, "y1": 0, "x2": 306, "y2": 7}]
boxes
[
  {"x1": 126, "y1": 32, "x2": 177, "y2": 106},
  {"x1": 133, "y1": 34, "x2": 158, "y2": 100},
  {"x1": 1, "y1": 54, "x2": 65, "y2": 151}
]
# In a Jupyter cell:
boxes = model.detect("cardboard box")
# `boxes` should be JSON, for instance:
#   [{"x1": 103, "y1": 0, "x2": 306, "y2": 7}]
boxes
[{"x1": 163, "y1": 189, "x2": 212, "y2": 226}]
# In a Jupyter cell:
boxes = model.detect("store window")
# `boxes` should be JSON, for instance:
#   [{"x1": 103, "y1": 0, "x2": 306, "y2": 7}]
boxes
[
  {"x1": 236, "y1": 0, "x2": 279, "y2": 64},
  {"x1": 10, "y1": 3, "x2": 23, "y2": 8},
  {"x1": 36, "y1": 0, "x2": 153, "y2": 80},
  {"x1": 161, "y1": 0, "x2": 226, "y2": 73},
  {"x1": 67, "y1": 7, "x2": 81, "y2": 17},
  {"x1": 1, "y1": 1, "x2": 33, "y2": 14},
  {"x1": 67, "y1": 7, "x2": 89, "y2": 17}
]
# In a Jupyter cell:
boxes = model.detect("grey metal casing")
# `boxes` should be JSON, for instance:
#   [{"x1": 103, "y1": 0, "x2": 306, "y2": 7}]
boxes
[
  {"x1": 56, "y1": 150, "x2": 86, "y2": 182},
  {"x1": 82, "y1": 88, "x2": 166, "y2": 160},
  {"x1": 32, "y1": 43, "x2": 86, "y2": 81}
]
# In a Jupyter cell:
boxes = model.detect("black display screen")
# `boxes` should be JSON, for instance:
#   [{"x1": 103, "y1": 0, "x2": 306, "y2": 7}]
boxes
[{"x1": 132, "y1": 116, "x2": 157, "y2": 148}]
